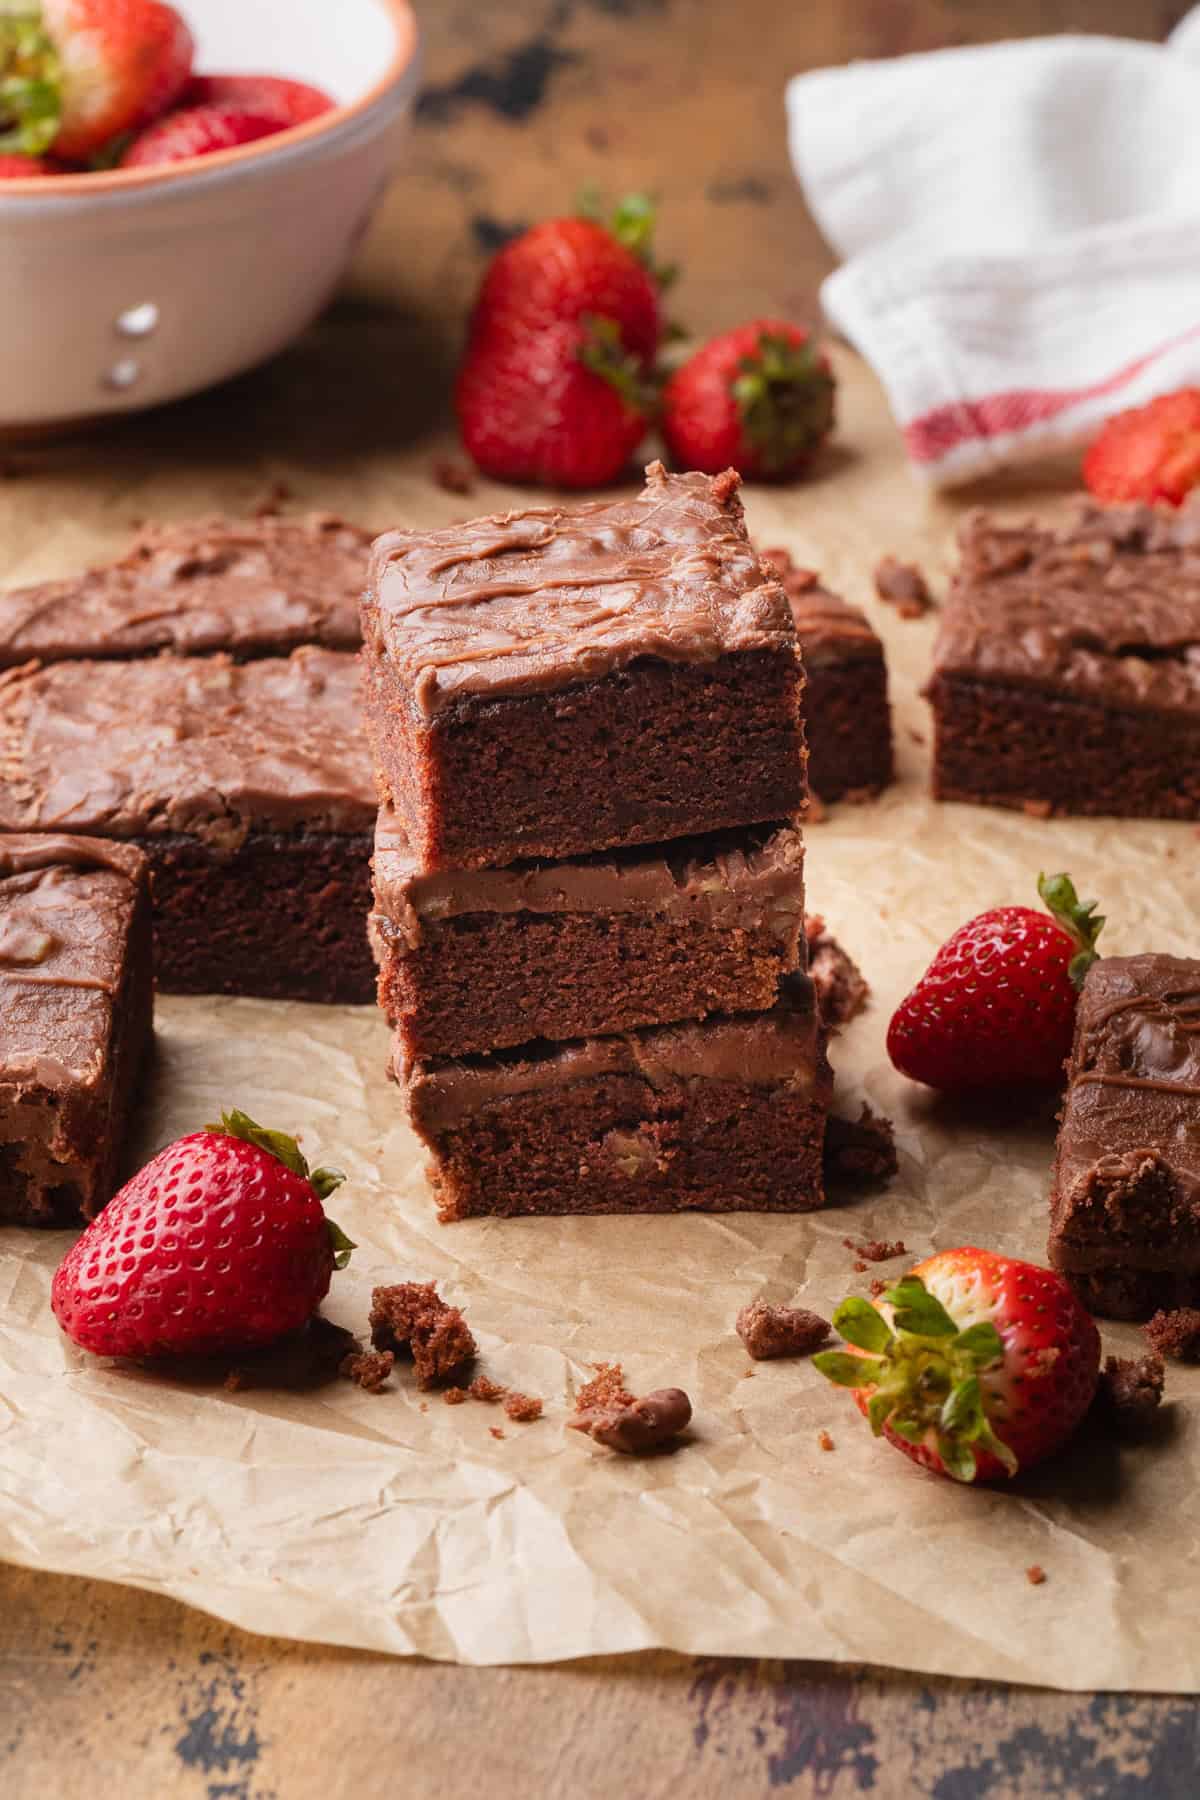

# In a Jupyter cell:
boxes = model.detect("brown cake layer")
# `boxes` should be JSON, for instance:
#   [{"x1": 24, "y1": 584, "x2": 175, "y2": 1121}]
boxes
[
  {"x1": 372, "y1": 808, "x2": 806, "y2": 1057},
  {"x1": 361, "y1": 462, "x2": 806, "y2": 871},
  {"x1": 401, "y1": 974, "x2": 832, "y2": 1222},
  {"x1": 0, "y1": 834, "x2": 152, "y2": 1225},
  {"x1": 928, "y1": 500, "x2": 1200, "y2": 817},
  {"x1": 761, "y1": 548, "x2": 894, "y2": 802},
  {"x1": 1049, "y1": 953, "x2": 1200, "y2": 1318},
  {"x1": 0, "y1": 649, "x2": 377, "y2": 1001},
  {"x1": 0, "y1": 513, "x2": 370, "y2": 666}
]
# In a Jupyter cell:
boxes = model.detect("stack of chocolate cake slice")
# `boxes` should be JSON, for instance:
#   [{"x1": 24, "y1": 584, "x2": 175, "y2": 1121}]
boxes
[{"x1": 361, "y1": 461, "x2": 834, "y2": 1222}]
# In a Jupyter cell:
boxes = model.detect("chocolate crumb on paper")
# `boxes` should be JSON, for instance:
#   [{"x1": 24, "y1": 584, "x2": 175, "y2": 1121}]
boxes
[
  {"x1": 339, "y1": 1349, "x2": 395, "y2": 1394},
  {"x1": 1096, "y1": 1353, "x2": 1165, "y2": 1431},
  {"x1": 504, "y1": 1391, "x2": 544, "y2": 1423},
  {"x1": 489, "y1": 1426, "x2": 506, "y2": 1441},
  {"x1": 874, "y1": 555, "x2": 935, "y2": 618},
  {"x1": 817, "y1": 1430, "x2": 835, "y2": 1452},
  {"x1": 824, "y1": 1105, "x2": 898, "y2": 1189},
  {"x1": 369, "y1": 1282, "x2": 477, "y2": 1390},
  {"x1": 844, "y1": 1236, "x2": 907, "y2": 1263},
  {"x1": 431, "y1": 457, "x2": 475, "y2": 496},
  {"x1": 806, "y1": 916, "x2": 870, "y2": 1027},
  {"x1": 569, "y1": 1362, "x2": 691, "y2": 1455},
  {"x1": 1026, "y1": 1564, "x2": 1047, "y2": 1586},
  {"x1": 1144, "y1": 1308, "x2": 1200, "y2": 1362},
  {"x1": 736, "y1": 1301, "x2": 830, "y2": 1361},
  {"x1": 443, "y1": 1387, "x2": 468, "y2": 1406}
]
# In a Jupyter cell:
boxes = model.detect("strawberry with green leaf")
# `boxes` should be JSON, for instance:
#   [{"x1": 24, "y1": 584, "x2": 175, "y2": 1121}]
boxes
[
  {"x1": 661, "y1": 317, "x2": 835, "y2": 480},
  {"x1": 815, "y1": 1249, "x2": 1101, "y2": 1483},
  {"x1": 887, "y1": 872, "x2": 1105, "y2": 1092},
  {"x1": 51, "y1": 1109, "x2": 354, "y2": 1361}
]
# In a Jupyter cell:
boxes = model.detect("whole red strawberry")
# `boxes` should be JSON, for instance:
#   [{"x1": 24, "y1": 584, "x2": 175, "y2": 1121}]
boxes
[
  {"x1": 185, "y1": 74, "x2": 335, "y2": 130},
  {"x1": 661, "y1": 319, "x2": 835, "y2": 479},
  {"x1": 51, "y1": 1110, "x2": 354, "y2": 1360},
  {"x1": 456, "y1": 201, "x2": 669, "y2": 487},
  {"x1": 886, "y1": 873, "x2": 1104, "y2": 1092},
  {"x1": 0, "y1": 0, "x2": 194, "y2": 161},
  {"x1": 815, "y1": 1248, "x2": 1101, "y2": 1483},
  {"x1": 1083, "y1": 388, "x2": 1200, "y2": 508},
  {"x1": 121, "y1": 102, "x2": 283, "y2": 168}
]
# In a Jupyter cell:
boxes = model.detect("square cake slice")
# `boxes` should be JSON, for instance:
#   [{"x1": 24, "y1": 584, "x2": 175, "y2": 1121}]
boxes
[
  {"x1": 927, "y1": 500, "x2": 1200, "y2": 818},
  {"x1": 1, "y1": 834, "x2": 152, "y2": 1225},
  {"x1": 0, "y1": 513, "x2": 370, "y2": 667},
  {"x1": 372, "y1": 807, "x2": 806, "y2": 1059},
  {"x1": 400, "y1": 974, "x2": 832, "y2": 1222},
  {"x1": 361, "y1": 462, "x2": 806, "y2": 871},
  {"x1": 1049, "y1": 953, "x2": 1200, "y2": 1318},
  {"x1": 760, "y1": 549, "x2": 894, "y2": 803},
  {"x1": 0, "y1": 648, "x2": 377, "y2": 1003}
]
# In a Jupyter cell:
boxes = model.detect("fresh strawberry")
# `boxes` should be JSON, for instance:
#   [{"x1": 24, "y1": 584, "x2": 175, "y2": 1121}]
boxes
[
  {"x1": 51, "y1": 1110, "x2": 354, "y2": 1360},
  {"x1": 815, "y1": 1248, "x2": 1101, "y2": 1483},
  {"x1": 0, "y1": 152, "x2": 56, "y2": 175},
  {"x1": 886, "y1": 873, "x2": 1104, "y2": 1092},
  {"x1": 185, "y1": 74, "x2": 334, "y2": 129},
  {"x1": 457, "y1": 315, "x2": 651, "y2": 488},
  {"x1": 121, "y1": 102, "x2": 283, "y2": 168},
  {"x1": 1083, "y1": 388, "x2": 1200, "y2": 508},
  {"x1": 0, "y1": 0, "x2": 193, "y2": 160},
  {"x1": 466, "y1": 211, "x2": 666, "y2": 362},
  {"x1": 661, "y1": 318, "x2": 835, "y2": 479}
]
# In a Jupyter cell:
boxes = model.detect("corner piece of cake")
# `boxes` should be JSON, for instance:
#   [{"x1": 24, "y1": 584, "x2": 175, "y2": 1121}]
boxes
[
  {"x1": 1049, "y1": 952, "x2": 1200, "y2": 1318},
  {"x1": 927, "y1": 499, "x2": 1200, "y2": 818},
  {"x1": 1, "y1": 834, "x2": 152, "y2": 1225},
  {"x1": 361, "y1": 462, "x2": 807, "y2": 871}
]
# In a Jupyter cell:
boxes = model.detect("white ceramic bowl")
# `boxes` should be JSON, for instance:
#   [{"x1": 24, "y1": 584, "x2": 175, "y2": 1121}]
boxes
[{"x1": 0, "y1": 0, "x2": 420, "y2": 430}]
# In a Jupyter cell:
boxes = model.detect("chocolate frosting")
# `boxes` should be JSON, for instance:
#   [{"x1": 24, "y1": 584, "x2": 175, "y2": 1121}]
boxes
[
  {"x1": 1051, "y1": 954, "x2": 1200, "y2": 1270},
  {"x1": 401, "y1": 973, "x2": 828, "y2": 1131},
  {"x1": 1, "y1": 834, "x2": 145, "y2": 1085},
  {"x1": 0, "y1": 514, "x2": 370, "y2": 666},
  {"x1": 932, "y1": 497, "x2": 1200, "y2": 713},
  {"x1": 365, "y1": 462, "x2": 798, "y2": 719},
  {"x1": 759, "y1": 548, "x2": 882, "y2": 670},
  {"x1": 372, "y1": 807, "x2": 805, "y2": 949},
  {"x1": 0, "y1": 648, "x2": 377, "y2": 853}
]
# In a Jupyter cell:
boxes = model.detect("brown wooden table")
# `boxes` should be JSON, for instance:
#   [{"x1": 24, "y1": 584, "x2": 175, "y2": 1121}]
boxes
[{"x1": 4, "y1": 2, "x2": 1196, "y2": 1793}]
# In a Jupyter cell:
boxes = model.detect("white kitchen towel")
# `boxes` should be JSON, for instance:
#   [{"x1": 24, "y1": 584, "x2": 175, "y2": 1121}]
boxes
[{"x1": 786, "y1": 11, "x2": 1200, "y2": 486}]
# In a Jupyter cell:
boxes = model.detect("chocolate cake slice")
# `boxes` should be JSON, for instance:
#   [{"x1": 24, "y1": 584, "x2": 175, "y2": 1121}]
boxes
[
  {"x1": 1049, "y1": 952, "x2": 1200, "y2": 1317},
  {"x1": 0, "y1": 834, "x2": 152, "y2": 1225},
  {"x1": 400, "y1": 973, "x2": 832, "y2": 1222},
  {"x1": 928, "y1": 500, "x2": 1200, "y2": 818},
  {"x1": 361, "y1": 461, "x2": 806, "y2": 872},
  {"x1": 371, "y1": 807, "x2": 806, "y2": 1058},
  {"x1": 0, "y1": 648, "x2": 376, "y2": 1002},
  {"x1": 0, "y1": 512, "x2": 370, "y2": 667}
]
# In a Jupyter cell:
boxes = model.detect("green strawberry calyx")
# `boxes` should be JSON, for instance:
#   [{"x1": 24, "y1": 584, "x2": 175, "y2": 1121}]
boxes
[
  {"x1": 813, "y1": 1276, "x2": 1016, "y2": 1483},
  {"x1": 575, "y1": 186, "x2": 678, "y2": 291},
  {"x1": 731, "y1": 330, "x2": 836, "y2": 475},
  {"x1": 205, "y1": 1108, "x2": 355, "y2": 1269},
  {"x1": 0, "y1": 6, "x2": 62, "y2": 157},
  {"x1": 1037, "y1": 871, "x2": 1104, "y2": 990},
  {"x1": 577, "y1": 312, "x2": 657, "y2": 419}
]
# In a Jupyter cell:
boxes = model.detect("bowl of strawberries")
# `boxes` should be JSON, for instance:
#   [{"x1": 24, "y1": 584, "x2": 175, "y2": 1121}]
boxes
[{"x1": 0, "y1": 0, "x2": 419, "y2": 430}]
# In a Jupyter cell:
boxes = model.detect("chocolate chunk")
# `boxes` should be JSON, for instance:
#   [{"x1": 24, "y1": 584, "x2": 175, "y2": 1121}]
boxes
[
  {"x1": 572, "y1": 1387, "x2": 693, "y2": 1455},
  {"x1": 874, "y1": 555, "x2": 935, "y2": 618},
  {"x1": 736, "y1": 1301, "x2": 830, "y2": 1361},
  {"x1": 1096, "y1": 1353, "x2": 1165, "y2": 1430},
  {"x1": 1144, "y1": 1308, "x2": 1200, "y2": 1361}
]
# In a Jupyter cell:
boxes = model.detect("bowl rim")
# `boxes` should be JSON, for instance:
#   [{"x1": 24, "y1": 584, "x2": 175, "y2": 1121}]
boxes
[{"x1": 0, "y1": 0, "x2": 418, "y2": 200}]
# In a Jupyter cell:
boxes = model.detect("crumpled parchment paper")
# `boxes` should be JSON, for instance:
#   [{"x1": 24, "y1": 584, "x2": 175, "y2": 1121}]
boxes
[{"x1": 2, "y1": 355, "x2": 1198, "y2": 1690}]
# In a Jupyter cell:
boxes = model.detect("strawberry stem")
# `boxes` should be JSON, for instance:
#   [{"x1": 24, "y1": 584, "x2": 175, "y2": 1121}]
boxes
[
  {"x1": 1037, "y1": 872, "x2": 1104, "y2": 989},
  {"x1": 575, "y1": 186, "x2": 678, "y2": 290},
  {"x1": 813, "y1": 1277, "x2": 1016, "y2": 1483},
  {"x1": 577, "y1": 313, "x2": 655, "y2": 417},
  {"x1": 0, "y1": 10, "x2": 62, "y2": 156},
  {"x1": 730, "y1": 331, "x2": 835, "y2": 475}
]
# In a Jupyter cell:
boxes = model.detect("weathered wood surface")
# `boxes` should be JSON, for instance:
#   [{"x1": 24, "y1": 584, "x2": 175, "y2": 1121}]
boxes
[{"x1": 3, "y1": 1, "x2": 1195, "y2": 1794}]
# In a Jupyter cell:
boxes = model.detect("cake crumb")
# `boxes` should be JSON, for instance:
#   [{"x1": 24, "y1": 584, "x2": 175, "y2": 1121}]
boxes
[
  {"x1": 760, "y1": 546, "x2": 819, "y2": 592},
  {"x1": 805, "y1": 791, "x2": 828, "y2": 824},
  {"x1": 908, "y1": 728, "x2": 926, "y2": 746},
  {"x1": 869, "y1": 1278, "x2": 887, "y2": 1298},
  {"x1": 489, "y1": 1426, "x2": 506, "y2": 1441},
  {"x1": 574, "y1": 1362, "x2": 636, "y2": 1414},
  {"x1": 503, "y1": 1390, "x2": 544, "y2": 1423},
  {"x1": 569, "y1": 1363, "x2": 691, "y2": 1455},
  {"x1": 443, "y1": 1386, "x2": 468, "y2": 1406},
  {"x1": 710, "y1": 467, "x2": 741, "y2": 505},
  {"x1": 806, "y1": 921, "x2": 870, "y2": 1027},
  {"x1": 369, "y1": 1282, "x2": 477, "y2": 1390},
  {"x1": 1096, "y1": 1353, "x2": 1165, "y2": 1431},
  {"x1": 817, "y1": 1429, "x2": 835, "y2": 1452},
  {"x1": 845, "y1": 1237, "x2": 907, "y2": 1263},
  {"x1": 431, "y1": 457, "x2": 475, "y2": 496},
  {"x1": 853, "y1": 1259, "x2": 868, "y2": 1272},
  {"x1": 1144, "y1": 1308, "x2": 1200, "y2": 1361},
  {"x1": 1026, "y1": 1564, "x2": 1047, "y2": 1586},
  {"x1": 874, "y1": 555, "x2": 935, "y2": 618},
  {"x1": 736, "y1": 1301, "x2": 830, "y2": 1361},
  {"x1": 339, "y1": 1349, "x2": 395, "y2": 1394},
  {"x1": 419, "y1": 1401, "x2": 428, "y2": 1413},
  {"x1": 469, "y1": 1374, "x2": 507, "y2": 1403},
  {"x1": 825, "y1": 1105, "x2": 898, "y2": 1188}
]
